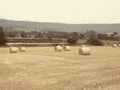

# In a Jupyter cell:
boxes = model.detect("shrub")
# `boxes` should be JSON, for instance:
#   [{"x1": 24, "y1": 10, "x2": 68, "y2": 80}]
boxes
[{"x1": 86, "y1": 37, "x2": 104, "y2": 46}]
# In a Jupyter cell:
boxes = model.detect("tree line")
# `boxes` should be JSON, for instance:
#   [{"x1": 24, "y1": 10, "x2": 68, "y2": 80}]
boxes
[
  {"x1": 0, "y1": 26, "x2": 120, "y2": 46},
  {"x1": 5, "y1": 29, "x2": 119, "y2": 40}
]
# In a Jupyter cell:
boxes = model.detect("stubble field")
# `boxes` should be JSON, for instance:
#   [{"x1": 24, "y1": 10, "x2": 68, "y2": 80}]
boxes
[{"x1": 0, "y1": 46, "x2": 120, "y2": 90}]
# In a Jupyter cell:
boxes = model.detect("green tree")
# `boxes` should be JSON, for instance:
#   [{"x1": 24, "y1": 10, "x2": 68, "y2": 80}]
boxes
[
  {"x1": 69, "y1": 32, "x2": 79, "y2": 39},
  {"x1": 46, "y1": 32, "x2": 55, "y2": 38},
  {"x1": 112, "y1": 32, "x2": 118, "y2": 36},
  {"x1": 79, "y1": 33, "x2": 85, "y2": 39},
  {"x1": 111, "y1": 32, "x2": 118, "y2": 40},
  {"x1": 7, "y1": 30, "x2": 18, "y2": 37},
  {"x1": 20, "y1": 31, "x2": 27, "y2": 38},
  {"x1": 85, "y1": 30, "x2": 97, "y2": 38},
  {"x1": 86, "y1": 37, "x2": 104, "y2": 46},
  {"x1": 0, "y1": 26, "x2": 7, "y2": 46},
  {"x1": 36, "y1": 32, "x2": 43, "y2": 38},
  {"x1": 67, "y1": 37, "x2": 78, "y2": 45},
  {"x1": 97, "y1": 33, "x2": 108, "y2": 40}
]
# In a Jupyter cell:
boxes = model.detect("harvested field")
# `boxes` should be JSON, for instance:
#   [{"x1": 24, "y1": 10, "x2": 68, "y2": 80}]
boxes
[{"x1": 0, "y1": 46, "x2": 120, "y2": 90}]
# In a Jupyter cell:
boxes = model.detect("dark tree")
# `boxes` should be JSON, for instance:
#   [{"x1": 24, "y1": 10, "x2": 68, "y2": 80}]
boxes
[
  {"x1": 97, "y1": 33, "x2": 108, "y2": 40},
  {"x1": 46, "y1": 32, "x2": 55, "y2": 38},
  {"x1": 86, "y1": 37, "x2": 104, "y2": 46},
  {"x1": 67, "y1": 37, "x2": 78, "y2": 45},
  {"x1": 20, "y1": 31, "x2": 27, "y2": 38},
  {"x1": 69, "y1": 32, "x2": 79, "y2": 39},
  {"x1": 0, "y1": 26, "x2": 7, "y2": 46},
  {"x1": 85, "y1": 30, "x2": 97, "y2": 38},
  {"x1": 6, "y1": 30, "x2": 18, "y2": 37},
  {"x1": 79, "y1": 33, "x2": 85, "y2": 39},
  {"x1": 36, "y1": 32, "x2": 43, "y2": 38}
]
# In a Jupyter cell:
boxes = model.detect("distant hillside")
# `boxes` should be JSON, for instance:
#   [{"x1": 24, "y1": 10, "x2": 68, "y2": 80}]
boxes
[{"x1": 0, "y1": 19, "x2": 120, "y2": 33}]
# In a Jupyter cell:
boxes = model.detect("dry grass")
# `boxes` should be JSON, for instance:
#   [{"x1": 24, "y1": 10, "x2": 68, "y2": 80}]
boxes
[{"x1": 0, "y1": 46, "x2": 120, "y2": 90}]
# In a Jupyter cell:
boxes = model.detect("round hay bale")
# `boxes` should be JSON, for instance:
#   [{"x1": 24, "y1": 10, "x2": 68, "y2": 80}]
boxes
[
  {"x1": 79, "y1": 47, "x2": 91, "y2": 55},
  {"x1": 19, "y1": 47, "x2": 26, "y2": 52},
  {"x1": 64, "y1": 46, "x2": 71, "y2": 51},
  {"x1": 81, "y1": 45, "x2": 86, "y2": 48},
  {"x1": 55, "y1": 45, "x2": 62, "y2": 51},
  {"x1": 112, "y1": 44, "x2": 118, "y2": 48},
  {"x1": 10, "y1": 47, "x2": 18, "y2": 53}
]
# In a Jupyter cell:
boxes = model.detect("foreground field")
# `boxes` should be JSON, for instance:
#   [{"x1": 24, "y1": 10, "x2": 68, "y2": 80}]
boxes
[{"x1": 0, "y1": 46, "x2": 120, "y2": 90}]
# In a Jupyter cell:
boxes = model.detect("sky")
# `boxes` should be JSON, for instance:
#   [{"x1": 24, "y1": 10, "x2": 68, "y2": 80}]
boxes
[{"x1": 0, "y1": 0, "x2": 120, "y2": 24}]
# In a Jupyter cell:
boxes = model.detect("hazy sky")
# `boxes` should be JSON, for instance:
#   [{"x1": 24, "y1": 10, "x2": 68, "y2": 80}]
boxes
[{"x1": 0, "y1": 0, "x2": 120, "y2": 24}]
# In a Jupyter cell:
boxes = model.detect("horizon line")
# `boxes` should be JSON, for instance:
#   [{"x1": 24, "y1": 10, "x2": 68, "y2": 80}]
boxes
[{"x1": 0, "y1": 18, "x2": 120, "y2": 24}]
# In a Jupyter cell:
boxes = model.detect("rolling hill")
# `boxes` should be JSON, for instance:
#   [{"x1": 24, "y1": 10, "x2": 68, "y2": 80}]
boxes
[{"x1": 0, "y1": 19, "x2": 120, "y2": 33}]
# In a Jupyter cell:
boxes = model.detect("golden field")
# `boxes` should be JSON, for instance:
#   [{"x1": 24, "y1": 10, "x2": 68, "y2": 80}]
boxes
[{"x1": 0, "y1": 46, "x2": 120, "y2": 90}]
